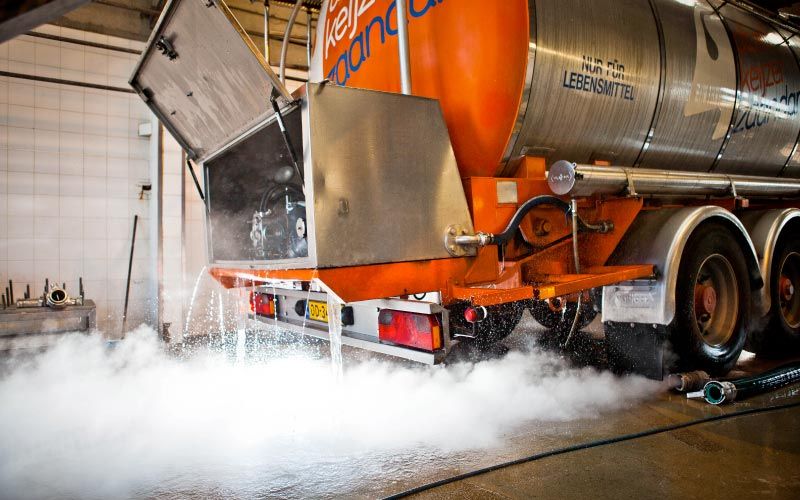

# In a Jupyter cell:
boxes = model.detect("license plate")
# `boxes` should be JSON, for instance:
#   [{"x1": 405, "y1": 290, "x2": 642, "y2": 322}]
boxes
[{"x1": 308, "y1": 300, "x2": 329, "y2": 323}]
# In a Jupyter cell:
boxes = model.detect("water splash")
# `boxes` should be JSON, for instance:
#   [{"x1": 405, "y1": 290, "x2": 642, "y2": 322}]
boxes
[
  {"x1": 326, "y1": 295, "x2": 344, "y2": 381},
  {"x1": 183, "y1": 265, "x2": 208, "y2": 338}
]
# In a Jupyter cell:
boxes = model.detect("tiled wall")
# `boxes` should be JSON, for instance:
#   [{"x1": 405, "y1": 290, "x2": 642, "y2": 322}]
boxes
[
  {"x1": 0, "y1": 25, "x2": 155, "y2": 335},
  {"x1": 161, "y1": 132, "x2": 185, "y2": 340}
]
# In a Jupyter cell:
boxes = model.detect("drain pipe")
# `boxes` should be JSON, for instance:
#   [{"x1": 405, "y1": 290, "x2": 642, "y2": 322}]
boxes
[{"x1": 689, "y1": 361, "x2": 800, "y2": 404}]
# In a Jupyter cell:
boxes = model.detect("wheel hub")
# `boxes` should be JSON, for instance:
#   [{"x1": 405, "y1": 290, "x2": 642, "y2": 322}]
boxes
[
  {"x1": 695, "y1": 284, "x2": 718, "y2": 316},
  {"x1": 780, "y1": 275, "x2": 795, "y2": 302},
  {"x1": 778, "y1": 252, "x2": 800, "y2": 329},
  {"x1": 693, "y1": 254, "x2": 738, "y2": 348}
]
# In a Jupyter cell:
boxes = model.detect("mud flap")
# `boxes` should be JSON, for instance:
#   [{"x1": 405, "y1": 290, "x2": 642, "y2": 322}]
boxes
[{"x1": 604, "y1": 322, "x2": 668, "y2": 380}]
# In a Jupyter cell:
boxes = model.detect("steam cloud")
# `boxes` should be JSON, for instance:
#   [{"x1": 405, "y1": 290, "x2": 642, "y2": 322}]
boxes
[{"x1": 0, "y1": 326, "x2": 659, "y2": 499}]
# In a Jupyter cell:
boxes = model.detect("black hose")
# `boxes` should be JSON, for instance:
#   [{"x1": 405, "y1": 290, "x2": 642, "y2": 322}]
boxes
[
  {"x1": 704, "y1": 361, "x2": 800, "y2": 404},
  {"x1": 259, "y1": 184, "x2": 304, "y2": 212},
  {"x1": 494, "y1": 195, "x2": 571, "y2": 244},
  {"x1": 382, "y1": 400, "x2": 800, "y2": 499},
  {"x1": 492, "y1": 195, "x2": 610, "y2": 245}
]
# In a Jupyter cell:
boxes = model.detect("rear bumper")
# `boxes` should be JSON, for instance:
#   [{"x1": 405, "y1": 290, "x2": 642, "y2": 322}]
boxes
[
  {"x1": 249, "y1": 313, "x2": 447, "y2": 364},
  {"x1": 248, "y1": 288, "x2": 451, "y2": 365}
]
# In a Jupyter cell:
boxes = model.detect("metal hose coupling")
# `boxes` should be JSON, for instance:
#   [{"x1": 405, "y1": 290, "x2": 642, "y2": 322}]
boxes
[
  {"x1": 444, "y1": 224, "x2": 494, "y2": 257},
  {"x1": 703, "y1": 381, "x2": 738, "y2": 405},
  {"x1": 46, "y1": 286, "x2": 70, "y2": 309},
  {"x1": 668, "y1": 370, "x2": 711, "y2": 393}
]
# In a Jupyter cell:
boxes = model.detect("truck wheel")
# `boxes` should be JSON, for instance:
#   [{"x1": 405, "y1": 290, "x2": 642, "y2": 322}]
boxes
[
  {"x1": 749, "y1": 239, "x2": 800, "y2": 356},
  {"x1": 529, "y1": 297, "x2": 597, "y2": 340},
  {"x1": 670, "y1": 223, "x2": 749, "y2": 375}
]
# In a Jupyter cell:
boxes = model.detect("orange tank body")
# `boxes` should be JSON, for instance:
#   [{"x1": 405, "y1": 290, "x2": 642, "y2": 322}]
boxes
[{"x1": 315, "y1": 0, "x2": 530, "y2": 179}]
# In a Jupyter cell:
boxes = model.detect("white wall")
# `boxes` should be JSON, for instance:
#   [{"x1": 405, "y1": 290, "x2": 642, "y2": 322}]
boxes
[{"x1": 0, "y1": 25, "x2": 155, "y2": 336}]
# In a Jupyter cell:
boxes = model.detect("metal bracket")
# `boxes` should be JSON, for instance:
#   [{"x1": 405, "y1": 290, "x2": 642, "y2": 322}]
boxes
[
  {"x1": 726, "y1": 175, "x2": 738, "y2": 198},
  {"x1": 623, "y1": 168, "x2": 638, "y2": 197},
  {"x1": 444, "y1": 225, "x2": 491, "y2": 256},
  {"x1": 155, "y1": 36, "x2": 178, "y2": 60},
  {"x1": 444, "y1": 224, "x2": 471, "y2": 257}
]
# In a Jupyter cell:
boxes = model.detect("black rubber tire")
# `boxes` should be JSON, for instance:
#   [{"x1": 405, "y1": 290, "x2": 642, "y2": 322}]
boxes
[
  {"x1": 529, "y1": 298, "x2": 597, "y2": 340},
  {"x1": 749, "y1": 238, "x2": 800, "y2": 356},
  {"x1": 669, "y1": 223, "x2": 750, "y2": 375},
  {"x1": 449, "y1": 301, "x2": 525, "y2": 349}
]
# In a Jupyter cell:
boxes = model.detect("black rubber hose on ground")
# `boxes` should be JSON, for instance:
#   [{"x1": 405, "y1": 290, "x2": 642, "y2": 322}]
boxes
[
  {"x1": 704, "y1": 361, "x2": 800, "y2": 405},
  {"x1": 382, "y1": 400, "x2": 800, "y2": 499}
]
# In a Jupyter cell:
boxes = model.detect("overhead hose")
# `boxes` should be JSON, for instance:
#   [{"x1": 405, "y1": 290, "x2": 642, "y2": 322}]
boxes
[{"x1": 703, "y1": 361, "x2": 800, "y2": 405}]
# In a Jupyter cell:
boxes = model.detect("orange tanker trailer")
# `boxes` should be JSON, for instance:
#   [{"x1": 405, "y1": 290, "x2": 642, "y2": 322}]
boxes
[{"x1": 131, "y1": 0, "x2": 800, "y2": 377}]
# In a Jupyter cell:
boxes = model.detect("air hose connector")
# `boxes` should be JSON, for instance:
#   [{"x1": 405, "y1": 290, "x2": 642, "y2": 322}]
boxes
[{"x1": 444, "y1": 225, "x2": 493, "y2": 257}]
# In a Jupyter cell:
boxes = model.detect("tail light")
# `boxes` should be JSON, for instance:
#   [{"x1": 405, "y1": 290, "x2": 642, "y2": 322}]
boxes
[
  {"x1": 464, "y1": 305, "x2": 487, "y2": 323},
  {"x1": 250, "y1": 292, "x2": 275, "y2": 317},
  {"x1": 378, "y1": 310, "x2": 442, "y2": 351}
]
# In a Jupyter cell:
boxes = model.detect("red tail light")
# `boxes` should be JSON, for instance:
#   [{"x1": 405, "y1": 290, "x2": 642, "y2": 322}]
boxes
[
  {"x1": 464, "y1": 305, "x2": 487, "y2": 323},
  {"x1": 250, "y1": 292, "x2": 275, "y2": 317},
  {"x1": 378, "y1": 310, "x2": 442, "y2": 351}
]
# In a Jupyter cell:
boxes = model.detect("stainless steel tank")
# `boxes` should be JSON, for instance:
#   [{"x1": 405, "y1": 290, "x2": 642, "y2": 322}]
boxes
[{"x1": 508, "y1": 0, "x2": 800, "y2": 176}]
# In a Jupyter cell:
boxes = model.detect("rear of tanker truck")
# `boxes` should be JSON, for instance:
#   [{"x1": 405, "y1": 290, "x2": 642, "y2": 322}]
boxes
[{"x1": 130, "y1": 0, "x2": 800, "y2": 378}]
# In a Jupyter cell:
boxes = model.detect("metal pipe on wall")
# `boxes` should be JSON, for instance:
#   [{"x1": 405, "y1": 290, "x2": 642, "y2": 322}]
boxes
[
  {"x1": 0, "y1": 70, "x2": 135, "y2": 93},
  {"x1": 94, "y1": 0, "x2": 160, "y2": 16},
  {"x1": 263, "y1": 0, "x2": 270, "y2": 62},
  {"x1": 395, "y1": 0, "x2": 412, "y2": 94},
  {"x1": 305, "y1": 7, "x2": 312, "y2": 69},
  {"x1": 26, "y1": 31, "x2": 141, "y2": 54},
  {"x1": 280, "y1": 0, "x2": 304, "y2": 85}
]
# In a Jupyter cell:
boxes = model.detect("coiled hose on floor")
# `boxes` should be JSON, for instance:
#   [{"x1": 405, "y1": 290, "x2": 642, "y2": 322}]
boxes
[{"x1": 702, "y1": 361, "x2": 800, "y2": 405}]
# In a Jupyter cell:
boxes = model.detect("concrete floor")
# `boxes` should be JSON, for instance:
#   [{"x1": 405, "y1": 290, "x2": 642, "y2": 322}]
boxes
[{"x1": 379, "y1": 352, "x2": 800, "y2": 499}]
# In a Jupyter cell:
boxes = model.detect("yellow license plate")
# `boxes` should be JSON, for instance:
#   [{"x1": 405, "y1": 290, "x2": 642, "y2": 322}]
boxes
[{"x1": 308, "y1": 300, "x2": 329, "y2": 323}]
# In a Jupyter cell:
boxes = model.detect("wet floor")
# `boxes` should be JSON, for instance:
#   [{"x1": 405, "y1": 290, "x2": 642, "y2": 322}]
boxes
[
  {"x1": 1, "y1": 318, "x2": 799, "y2": 500},
  {"x1": 363, "y1": 320, "x2": 800, "y2": 499}
]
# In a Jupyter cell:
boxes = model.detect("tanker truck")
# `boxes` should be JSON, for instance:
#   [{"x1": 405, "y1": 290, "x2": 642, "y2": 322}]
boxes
[{"x1": 130, "y1": 0, "x2": 800, "y2": 377}]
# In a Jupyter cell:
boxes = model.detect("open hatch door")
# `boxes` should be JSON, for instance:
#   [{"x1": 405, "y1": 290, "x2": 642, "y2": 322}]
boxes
[{"x1": 129, "y1": 0, "x2": 292, "y2": 161}]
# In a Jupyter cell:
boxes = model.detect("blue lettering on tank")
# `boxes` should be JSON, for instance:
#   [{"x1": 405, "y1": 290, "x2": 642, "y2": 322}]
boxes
[{"x1": 327, "y1": 0, "x2": 445, "y2": 85}]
